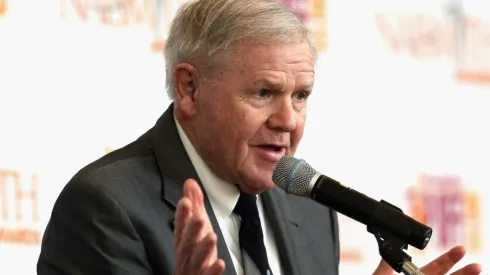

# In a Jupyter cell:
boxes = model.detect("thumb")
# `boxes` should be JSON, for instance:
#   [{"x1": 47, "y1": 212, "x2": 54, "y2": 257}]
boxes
[{"x1": 373, "y1": 259, "x2": 394, "y2": 275}]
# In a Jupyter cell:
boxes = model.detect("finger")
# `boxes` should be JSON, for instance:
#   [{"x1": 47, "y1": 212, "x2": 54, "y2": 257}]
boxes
[
  {"x1": 178, "y1": 216, "x2": 206, "y2": 259},
  {"x1": 184, "y1": 179, "x2": 208, "y2": 220},
  {"x1": 373, "y1": 259, "x2": 393, "y2": 275},
  {"x1": 450, "y1": 263, "x2": 482, "y2": 275},
  {"x1": 174, "y1": 197, "x2": 193, "y2": 250},
  {"x1": 203, "y1": 259, "x2": 226, "y2": 275},
  {"x1": 176, "y1": 217, "x2": 206, "y2": 274},
  {"x1": 189, "y1": 232, "x2": 218, "y2": 271},
  {"x1": 421, "y1": 246, "x2": 466, "y2": 275}
]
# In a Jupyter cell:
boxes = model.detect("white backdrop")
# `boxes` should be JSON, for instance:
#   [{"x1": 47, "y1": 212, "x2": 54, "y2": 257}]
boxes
[{"x1": 0, "y1": 0, "x2": 488, "y2": 274}]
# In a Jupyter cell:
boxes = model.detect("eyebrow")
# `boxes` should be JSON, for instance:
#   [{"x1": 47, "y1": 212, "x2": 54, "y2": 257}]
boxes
[
  {"x1": 253, "y1": 79, "x2": 284, "y2": 90},
  {"x1": 253, "y1": 79, "x2": 313, "y2": 91},
  {"x1": 296, "y1": 83, "x2": 314, "y2": 91}
]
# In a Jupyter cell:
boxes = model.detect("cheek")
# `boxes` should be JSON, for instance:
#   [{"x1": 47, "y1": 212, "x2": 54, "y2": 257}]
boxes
[
  {"x1": 291, "y1": 118, "x2": 306, "y2": 149},
  {"x1": 231, "y1": 105, "x2": 270, "y2": 141},
  {"x1": 198, "y1": 102, "x2": 254, "y2": 152},
  {"x1": 231, "y1": 120, "x2": 263, "y2": 156}
]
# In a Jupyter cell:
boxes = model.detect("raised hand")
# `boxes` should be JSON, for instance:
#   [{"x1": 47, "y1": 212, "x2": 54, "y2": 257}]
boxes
[
  {"x1": 373, "y1": 246, "x2": 482, "y2": 275},
  {"x1": 173, "y1": 179, "x2": 226, "y2": 275}
]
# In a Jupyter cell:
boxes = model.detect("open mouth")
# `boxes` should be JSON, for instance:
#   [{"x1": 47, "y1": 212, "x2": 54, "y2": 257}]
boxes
[
  {"x1": 254, "y1": 145, "x2": 286, "y2": 161},
  {"x1": 258, "y1": 145, "x2": 283, "y2": 152}
]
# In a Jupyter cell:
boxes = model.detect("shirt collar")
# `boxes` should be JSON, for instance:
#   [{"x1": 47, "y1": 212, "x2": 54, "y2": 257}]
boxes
[{"x1": 174, "y1": 116, "x2": 240, "y2": 219}]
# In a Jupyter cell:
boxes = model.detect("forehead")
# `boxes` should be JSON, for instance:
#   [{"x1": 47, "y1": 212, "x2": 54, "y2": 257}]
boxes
[{"x1": 232, "y1": 40, "x2": 315, "y2": 80}]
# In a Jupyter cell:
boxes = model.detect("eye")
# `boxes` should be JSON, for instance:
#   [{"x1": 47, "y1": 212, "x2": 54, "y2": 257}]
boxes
[
  {"x1": 257, "y1": 89, "x2": 272, "y2": 98},
  {"x1": 294, "y1": 91, "x2": 309, "y2": 101}
]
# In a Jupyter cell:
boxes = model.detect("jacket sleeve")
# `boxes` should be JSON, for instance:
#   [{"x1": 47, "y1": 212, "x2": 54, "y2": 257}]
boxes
[{"x1": 37, "y1": 177, "x2": 153, "y2": 275}]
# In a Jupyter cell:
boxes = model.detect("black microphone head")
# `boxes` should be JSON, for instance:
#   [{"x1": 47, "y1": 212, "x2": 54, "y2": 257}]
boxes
[{"x1": 272, "y1": 156, "x2": 317, "y2": 196}]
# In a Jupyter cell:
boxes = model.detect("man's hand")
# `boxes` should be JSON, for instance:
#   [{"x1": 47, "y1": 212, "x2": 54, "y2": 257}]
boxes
[
  {"x1": 173, "y1": 179, "x2": 226, "y2": 275},
  {"x1": 373, "y1": 246, "x2": 482, "y2": 275}
]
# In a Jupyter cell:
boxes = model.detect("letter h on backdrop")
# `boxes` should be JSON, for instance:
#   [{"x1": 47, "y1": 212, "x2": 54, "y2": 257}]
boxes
[{"x1": 0, "y1": 170, "x2": 39, "y2": 224}]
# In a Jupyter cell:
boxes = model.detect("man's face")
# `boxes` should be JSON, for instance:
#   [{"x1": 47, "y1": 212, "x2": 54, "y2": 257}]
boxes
[{"x1": 184, "y1": 41, "x2": 315, "y2": 194}]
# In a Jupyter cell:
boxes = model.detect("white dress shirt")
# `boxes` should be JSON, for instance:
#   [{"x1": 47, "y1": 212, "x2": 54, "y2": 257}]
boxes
[{"x1": 174, "y1": 117, "x2": 283, "y2": 275}]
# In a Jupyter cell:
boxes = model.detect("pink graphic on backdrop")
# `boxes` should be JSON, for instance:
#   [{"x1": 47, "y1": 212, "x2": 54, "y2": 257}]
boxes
[
  {"x1": 277, "y1": 0, "x2": 310, "y2": 21},
  {"x1": 407, "y1": 174, "x2": 482, "y2": 253}
]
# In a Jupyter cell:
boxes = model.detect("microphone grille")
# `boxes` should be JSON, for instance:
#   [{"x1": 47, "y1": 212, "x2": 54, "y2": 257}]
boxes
[{"x1": 272, "y1": 156, "x2": 317, "y2": 196}]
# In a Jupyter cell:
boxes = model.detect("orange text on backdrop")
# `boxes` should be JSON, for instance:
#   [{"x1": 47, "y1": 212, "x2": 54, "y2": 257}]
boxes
[
  {"x1": 0, "y1": 169, "x2": 41, "y2": 245},
  {"x1": 0, "y1": 0, "x2": 7, "y2": 17}
]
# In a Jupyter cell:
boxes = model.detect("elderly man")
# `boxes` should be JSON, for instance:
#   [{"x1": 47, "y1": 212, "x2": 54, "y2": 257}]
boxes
[{"x1": 37, "y1": 0, "x2": 482, "y2": 275}]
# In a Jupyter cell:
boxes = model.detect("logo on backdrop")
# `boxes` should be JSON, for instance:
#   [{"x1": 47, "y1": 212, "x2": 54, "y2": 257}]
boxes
[
  {"x1": 375, "y1": 8, "x2": 490, "y2": 86},
  {"x1": 59, "y1": 0, "x2": 328, "y2": 53},
  {"x1": 406, "y1": 173, "x2": 482, "y2": 254},
  {"x1": 0, "y1": 169, "x2": 41, "y2": 245}
]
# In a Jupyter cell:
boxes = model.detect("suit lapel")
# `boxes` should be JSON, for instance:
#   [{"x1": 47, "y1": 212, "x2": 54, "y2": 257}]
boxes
[
  {"x1": 151, "y1": 104, "x2": 236, "y2": 275},
  {"x1": 261, "y1": 188, "x2": 301, "y2": 275}
]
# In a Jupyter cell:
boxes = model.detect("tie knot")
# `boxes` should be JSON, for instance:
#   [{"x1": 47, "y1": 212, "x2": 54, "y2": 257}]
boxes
[{"x1": 233, "y1": 192, "x2": 259, "y2": 219}]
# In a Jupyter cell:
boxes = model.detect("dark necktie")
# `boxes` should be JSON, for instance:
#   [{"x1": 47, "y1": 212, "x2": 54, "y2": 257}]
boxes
[{"x1": 233, "y1": 192, "x2": 273, "y2": 275}]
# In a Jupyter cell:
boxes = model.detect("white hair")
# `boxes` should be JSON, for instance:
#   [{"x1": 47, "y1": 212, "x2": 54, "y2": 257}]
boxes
[{"x1": 164, "y1": 0, "x2": 316, "y2": 100}]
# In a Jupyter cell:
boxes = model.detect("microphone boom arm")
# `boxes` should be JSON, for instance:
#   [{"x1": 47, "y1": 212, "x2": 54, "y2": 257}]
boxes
[{"x1": 368, "y1": 201, "x2": 426, "y2": 275}]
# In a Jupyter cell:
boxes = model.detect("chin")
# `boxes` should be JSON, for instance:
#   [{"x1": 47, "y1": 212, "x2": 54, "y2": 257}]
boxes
[
  {"x1": 240, "y1": 184, "x2": 272, "y2": 195},
  {"x1": 239, "y1": 177, "x2": 275, "y2": 195},
  {"x1": 237, "y1": 162, "x2": 277, "y2": 194}
]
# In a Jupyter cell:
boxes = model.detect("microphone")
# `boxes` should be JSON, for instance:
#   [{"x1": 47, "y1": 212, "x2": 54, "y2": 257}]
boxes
[{"x1": 272, "y1": 156, "x2": 432, "y2": 250}]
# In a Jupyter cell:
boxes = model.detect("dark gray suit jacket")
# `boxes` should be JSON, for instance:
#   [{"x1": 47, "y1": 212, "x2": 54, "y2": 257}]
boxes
[{"x1": 37, "y1": 104, "x2": 340, "y2": 275}]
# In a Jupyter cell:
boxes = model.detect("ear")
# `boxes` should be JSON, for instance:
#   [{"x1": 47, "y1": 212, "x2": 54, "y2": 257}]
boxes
[{"x1": 172, "y1": 63, "x2": 200, "y2": 116}]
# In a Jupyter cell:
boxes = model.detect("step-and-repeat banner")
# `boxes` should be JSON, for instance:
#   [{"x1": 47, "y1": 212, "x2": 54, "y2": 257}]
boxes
[{"x1": 0, "y1": 0, "x2": 488, "y2": 274}]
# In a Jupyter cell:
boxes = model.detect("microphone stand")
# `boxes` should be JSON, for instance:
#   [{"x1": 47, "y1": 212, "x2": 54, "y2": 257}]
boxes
[{"x1": 368, "y1": 226, "x2": 425, "y2": 275}]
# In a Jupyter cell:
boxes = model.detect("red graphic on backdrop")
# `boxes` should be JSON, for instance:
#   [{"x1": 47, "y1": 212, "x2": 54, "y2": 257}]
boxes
[
  {"x1": 0, "y1": 169, "x2": 41, "y2": 245},
  {"x1": 407, "y1": 174, "x2": 482, "y2": 253}
]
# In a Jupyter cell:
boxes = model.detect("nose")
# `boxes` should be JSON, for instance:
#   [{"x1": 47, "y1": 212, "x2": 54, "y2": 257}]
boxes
[{"x1": 266, "y1": 99, "x2": 297, "y2": 132}]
